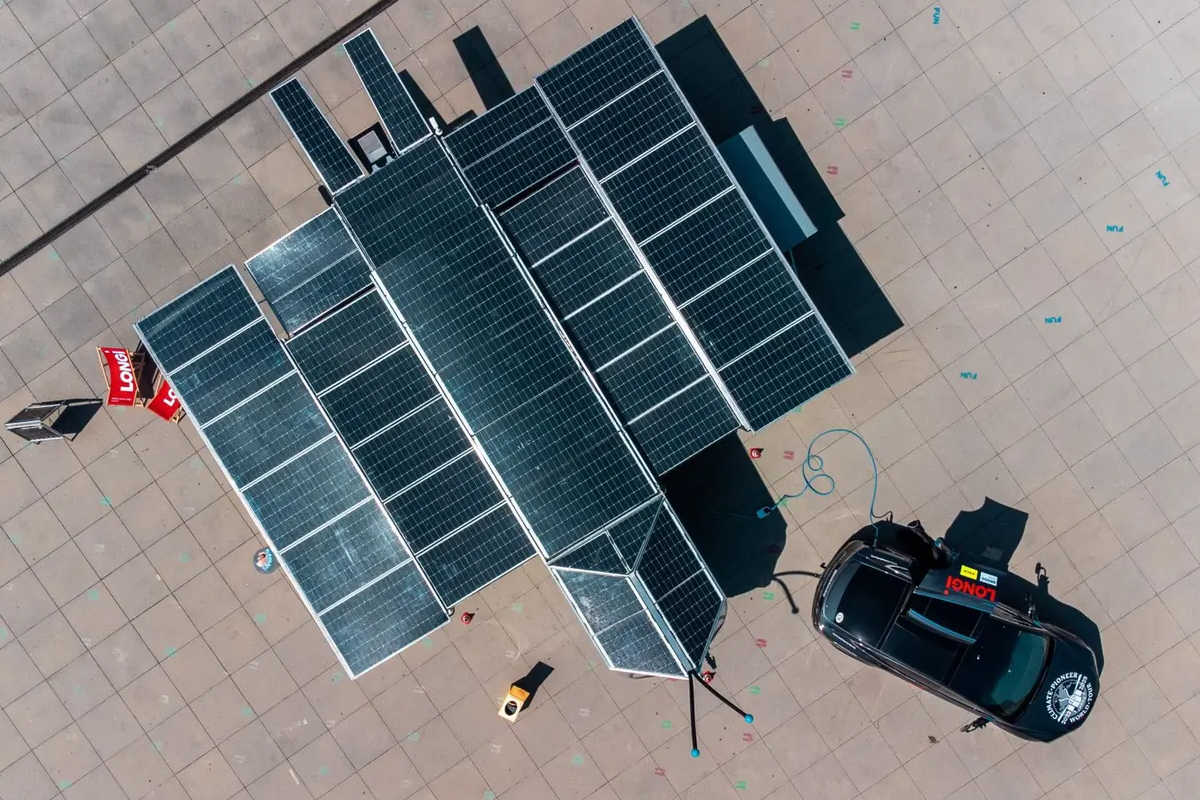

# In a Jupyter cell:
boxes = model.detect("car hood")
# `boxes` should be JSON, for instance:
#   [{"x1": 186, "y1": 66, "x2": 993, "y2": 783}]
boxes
[{"x1": 1012, "y1": 633, "x2": 1099, "y2": 741}]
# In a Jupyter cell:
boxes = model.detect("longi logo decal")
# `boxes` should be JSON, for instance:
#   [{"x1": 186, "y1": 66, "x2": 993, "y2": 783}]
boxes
[
  {"x1": 99, "y1": 347, "x2": 139, "y2": 406},
  {"x1": 1045, "y1": 672, "x2": 1093, "y2": 725},
  {"x1": 944, "y1": 575, "x2": 996, "y2": 602}
]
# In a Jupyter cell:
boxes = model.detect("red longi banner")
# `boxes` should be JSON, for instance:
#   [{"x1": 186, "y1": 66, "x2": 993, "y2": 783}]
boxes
[
  {"x1": 146, "y1": 380, "x2": 182, "y2": 422},
  {"x1": 98, "y1": 347, "x2": 138, "y2": 406}
]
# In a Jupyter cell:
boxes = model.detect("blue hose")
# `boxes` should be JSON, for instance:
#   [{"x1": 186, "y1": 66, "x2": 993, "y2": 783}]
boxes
[{"x1": 755, "y1": 428, "x2": 884, "y2": 540}]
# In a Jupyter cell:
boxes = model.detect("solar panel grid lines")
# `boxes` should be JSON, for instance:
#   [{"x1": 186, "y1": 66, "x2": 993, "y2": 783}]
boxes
[
  {"x1": 135, "y1": 267, "x2": 261, "y2": 372},
  {"x1": 570, "y1": 72, "x2": 692, "y2": 179},
  {"x1": 171, "y1": 321, "x2": 294, "y2": 425},
  {"x1": 419, "y1": 505, "x2": 534, "y2": 606},
  {"x1": 133, "y1": 266, "x2": 451, "y2": 680},
  {"x1": 461, "y1": 121, "x2": 576, "y2": 207},
  {"x1": 443, "y1": 87, "x2": 553, "y2": 168},
  {"x1": 342, "y1": 29, "x2": 430, "y2": 153},
  {"x1": 286, "y1": 291, "x2": 408, "y2": 392},
  {"x1": 628, "y1": 379, "x2": 739, "y2": 474},
  {"x1": 498, "y1": 168, "x2": 609, "y2": 265},
  {"x1": 596, "y1": 326, "x2": 709, "y2": 422},
  {"x1": 270, "y1": 78, "x2": 363, "y2": 192},
  {"x1": 528, "y1": 80, "x2": 751, "y2": 436}
]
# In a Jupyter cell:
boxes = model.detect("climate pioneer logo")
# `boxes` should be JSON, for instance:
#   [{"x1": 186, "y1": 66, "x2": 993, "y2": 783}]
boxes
[{"x1": 1045, "y1": 672, "x2": 1093, "y2": 725}]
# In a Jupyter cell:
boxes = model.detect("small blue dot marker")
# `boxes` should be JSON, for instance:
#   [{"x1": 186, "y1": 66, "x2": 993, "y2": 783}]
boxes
[
  {"x1": 691, "y1": 748, "x2": 700, "y2": 758},
  {"x1": 744, "y1": 714, "x2": 754, "y2": 723}
]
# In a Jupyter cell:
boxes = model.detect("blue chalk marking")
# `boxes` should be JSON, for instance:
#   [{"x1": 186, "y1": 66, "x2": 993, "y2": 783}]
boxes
[
  {"x1": 960, "y1": 372, "x2": 978, "y2": 380},
  {"x1": 1106, "y1": 225, "x2": 1124, "y2": 232},
  {"x1": 932, "y1": 7, "x2": 941, "y2": 23},
  {"x1": 1044, "y1": 316, "x2": 1062, "y2": 324},
  {"x1": 1156, "y1": 170, "x2": 1170, "y2": 186}
]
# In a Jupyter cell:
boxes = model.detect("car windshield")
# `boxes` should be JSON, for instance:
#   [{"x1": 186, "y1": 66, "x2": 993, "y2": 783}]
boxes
[
  {"x1": 949, "y1": 618, "x2": 1051, "y2": 719},
  {"x1": 831, "y1": 563, "x2": 909, "y2": 647}
]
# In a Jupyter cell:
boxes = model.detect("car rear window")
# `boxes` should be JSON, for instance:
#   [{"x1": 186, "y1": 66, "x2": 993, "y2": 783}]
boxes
[{"x1": 832, "y1": 564, "x2": 909, "y2": 647}]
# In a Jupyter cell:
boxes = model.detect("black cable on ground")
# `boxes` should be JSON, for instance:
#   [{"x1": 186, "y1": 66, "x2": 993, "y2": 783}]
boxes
[{"x1": 0, "y1": 0, "x2": 408, "y2": 278}]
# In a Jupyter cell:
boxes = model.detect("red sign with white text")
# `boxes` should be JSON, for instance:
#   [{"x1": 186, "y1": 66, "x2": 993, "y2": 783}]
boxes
[
  {"x1": 99, "y1": 347, "x2": 138, "y2": 406},
  {"x1": 147, "y1": 380, "x2": 183, "y2": 422}
]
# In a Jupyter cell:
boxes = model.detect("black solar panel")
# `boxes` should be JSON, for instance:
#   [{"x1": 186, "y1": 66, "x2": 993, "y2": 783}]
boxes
[
  {"x1": 386, "y1": 455, "x2": 503, "y2": 552},
  {"x1": 531, "y1": 222, "x2": 641, "y2": 317},
  {"x1": 344, "y1": 30, "x2": 428, "y2": 152},
  {"x1": 462, "y1": 120, "x2": 575, "y2": 207},
  {"x1": 445, "y1": 88, "x2": 553, "y2": 166},
  {"x1": 602, "y1": 126, "x2": 731, "y2": 242},
  {"x1": 571, "y1": 73, "x2": 690, "y2": 179},
  {"x1": 420, "y1": 507, "x2": 534, "y2": 605},
  {"x1": 285, "y1": 502, "x2": 409, "y2": 613},
  {"x1": 135, "y1": 267, "x2": 452, "y2": 678},
  {"x1": 170, "y1": 321, "x2": 292, "y2": 425},
  {"x1": 499, "y1": 168, "x2": 608, "y2": 264},
  {"x1": 245, "y1": 209, "x2": 372, "y2": 334},
  {"x1": 596, "y1": 610, "x2": 680, "y2": 675},
  {"x1": 287, "y1": 292, "x2": 407, "y2": 392},
  {"x1": 598, "y1": 326, "x2": 707, "y2": 421},
  {"x1": 320, "y1": 346, "x2": 438, "y2": 445},
  {"x1": 629, "y1": 379, "x2": 737, "y2": 474},
  {"x1": 556, "y1": 569, "x2": 642, "y2": 632},
  {"x1": 720, "y1": 315, "x2": 853, "y2": 429},
  {"x1": 135, "y1": 268, "x2": 260, "y2": 372},
  {"x1": 270, "y1": 79, "x2": 362, "y2": 191},
  {"x1": 320, "y1": 562, "x2": 447, "y2": 675},
  {"x1": 537, "y1": 19, "x2": 659, "y2": 126},
  {"x1": 657, "y1": 571, "x2": 721, "y2": 665},
  {"x1": 551, "y1": 533, "x2": 627, "y2": 574},
  {"x1": 564, "y1": 273, "x2": 672, "y2": 368}
]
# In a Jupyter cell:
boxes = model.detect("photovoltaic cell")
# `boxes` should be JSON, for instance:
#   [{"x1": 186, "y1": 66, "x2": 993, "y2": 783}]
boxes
[
  {"x1": 462, "y1": 120, "x2": 575, "y2": 207},
  {"x1": 639, "y1": 190, "x2": 770, "y2": 304},
  {"x1": 634, "y1": 509, "x2": 697, "y2": 602},
  {"x1": 171, "y1": 321, "x2": 292, "y2": 425},
  {"x1": 445, "y1": 89, "x2": 552, "y2": 167},
  {"x1": 135, "y1": 268, "x2": 260, "y2": 372},
  {"x1": 386, "y1": 455, "x2": 503, "y2": 552},
  {"x1": 655, "y1": 571, "x2": 721, "y2": 665},
  {"x1": 564, "y1": 273, "x2": 672, "y2": 368},
  {"x1": 720, "y1": 315, "x2": 853, "y2": 429},
  {"x1": 245, "y1": 209, "x2": 371, "y2": 334},
  {"x1": 344, "y1": 30, "x2": 428, "y2": 152},
  {"x1": 598, "y1": 326, "x2": 706, "y2": 421},
  {"x1": 571, "y1": 73, "x2": 690, "y2": 179},
  {"x1": 287, "y1": 293, "x2": 407, "y2": 392},
  {"x1": 537, "y1": 19, "x2": 659, "y2": 126},
  {"x1": 532, "y1": 222, "x2": 641, "y2": 317},
  {"x1": 476, "y1": 373, "x2": 653, "y2": 556},
  {"x1": 498, "y1": 168, "x2": 608, "y2": 264},
  {"x1": 320, "y1": 562, "x2": 447, "y2": 675},
  {"x1": 556, "y1": 569, "x2": 642, "y2": 632},
  {"x1": 284, "y1": 502, "x2": 409, "y2": 613},
  {"x1": 320, "y1": 346, "x2": 437, "y2": 445},
  {"x1": 353, "y1": 401, "x2": 470, "y2": 499},
  {"x1": 420, "y1": 507, "x2": 534, "y2": 605},
  {"x1": 681, "y1": 254, "x2": 810, "y2": 367},
  {"x1": 242, "y1": 436, "x2": 370, "y2": 550},
  {"x1": 202, "y1": 375, "x2": 329, "y2": 486},
  {"x1": 628, "y1": 379, "x2": 737, "y2": 474},
  {"x1": 271, "y1": 79, "x2": 362, "y2": 191},
  {"x1": 597, "y1": 611, "x2": 680, "y2": 675},
  {"x1": 602, "y1": 126, "x2": 731, "y2": 242}
]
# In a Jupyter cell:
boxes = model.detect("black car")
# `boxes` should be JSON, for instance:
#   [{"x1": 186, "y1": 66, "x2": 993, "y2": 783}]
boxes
[{"x1": 811, "y1": 521, "x2": 1099, "y2": 742}]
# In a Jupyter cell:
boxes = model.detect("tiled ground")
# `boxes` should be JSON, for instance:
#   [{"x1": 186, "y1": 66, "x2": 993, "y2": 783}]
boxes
[{"x1": 2, "y1": 0, "x2": 1200, "y2": 799}]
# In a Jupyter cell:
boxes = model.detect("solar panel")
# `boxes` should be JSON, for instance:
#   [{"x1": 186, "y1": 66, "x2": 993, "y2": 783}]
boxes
[
  {"x1": 283, "y1": 286, "x2": 537, "y2": 607},
  {"x1": 628, "y1": 379, "x2": 739, "y2": 474},
  {"x1": 498, "y1": 168, "x2": 608, "y2": 264},
  {"x1": 135, "y1": 267, "x2": 449, "y2": 678},
  {"x1": 343, "y1": 30, "x2": 429, "y2": 153},
  {"x1": 270, "y1": 79, "x2": 362, "y2": 192},
  {"x1": 245, "y1": 209, "x2": 372, "y2": 334},
  {"x1": 534, "y1": 17, "x2": 853, "y2": 434}
]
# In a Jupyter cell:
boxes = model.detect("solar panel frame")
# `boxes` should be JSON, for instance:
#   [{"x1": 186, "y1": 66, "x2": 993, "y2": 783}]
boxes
[{"x1": 134, "y1": 267, "x2": 451, "y2": 680}]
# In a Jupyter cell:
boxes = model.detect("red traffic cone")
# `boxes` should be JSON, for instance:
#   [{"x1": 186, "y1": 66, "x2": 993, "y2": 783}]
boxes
[
  {"x1": 701, "y1": 670, "x2": 716, "y2": 684},
  {"x1": 749, "y1": 447, "x2": 763, "y2": 459},
  {"x1": 460, "y1": 611, "x2": 474, "y2": 625}
]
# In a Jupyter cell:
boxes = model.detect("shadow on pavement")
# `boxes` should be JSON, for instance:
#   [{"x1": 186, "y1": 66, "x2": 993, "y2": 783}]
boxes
[
  {"x1": 662, "y1": 434, "x2": 787, "y2": 597},
  {"x1": 657, "y1": 18, "x2": 902, "y2": 357}
]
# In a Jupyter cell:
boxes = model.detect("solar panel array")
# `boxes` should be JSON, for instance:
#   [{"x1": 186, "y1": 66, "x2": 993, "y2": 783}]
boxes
[
  {"x1": 535, "y1": 19, "x2": 853, "y2": 429},
  {"x1": 146, "y1": 16, "x2": 854, "y2": 680},
  {"x1": 244, "y1": 209, "x2": 372, "y2": 334},
  {"x1": 271, "y1": 80, "x2": 362, "y2": 192},
  {"x1": 343, "y1": 30, "x2": 429, "y2": 154},
  {"x1": 286, "y1": 289, "x2": 536, "y2": 606},
  {"x1": 446, "y1": 94, "x2": 741, "y2": 475},
  {"x1": 134, "y1": 268, "x2": 449, "y2": 678}
]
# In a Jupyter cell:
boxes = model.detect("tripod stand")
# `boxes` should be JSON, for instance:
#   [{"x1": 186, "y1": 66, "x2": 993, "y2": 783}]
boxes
[{"x1": 686, "y1": 669, "x2": 755, "y2": 758}]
